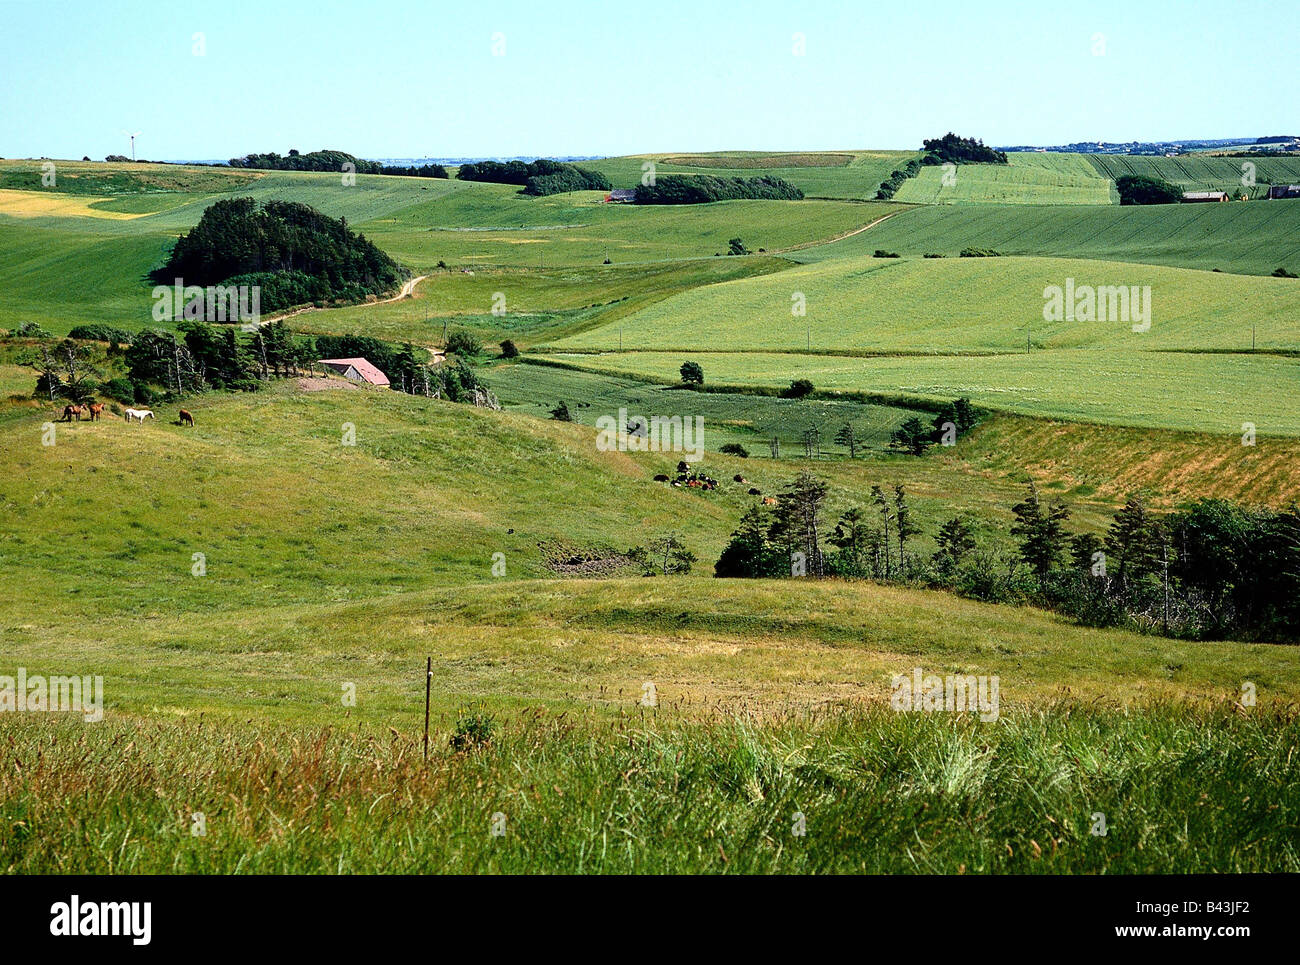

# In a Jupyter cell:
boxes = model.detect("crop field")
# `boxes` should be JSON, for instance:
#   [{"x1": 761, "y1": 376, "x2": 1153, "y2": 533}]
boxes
[
  {"x1": 549, "y1": 348, "x2": 1300, "y2": 436},
  {"x1": 553, "y1": 254, "x2": 1300, "y2": 353},
  {"x1": 790, "y1": 197, "x2": 1300, "y2": 276},
  {"x1": 894, "y1": 155, "x2": 1117, "y2": 205},
  {"x1": 1085, "y1": 152, "x2": 1300, "y2": 195}
]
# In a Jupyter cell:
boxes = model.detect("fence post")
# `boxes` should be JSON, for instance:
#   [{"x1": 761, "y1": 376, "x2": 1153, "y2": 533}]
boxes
[{"x1": 423, "y1": 656, "x2": 431, "y2": 763}]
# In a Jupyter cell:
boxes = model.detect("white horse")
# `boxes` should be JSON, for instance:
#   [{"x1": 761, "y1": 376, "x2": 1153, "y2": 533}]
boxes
[{"x1": 123, "y1": 408, "x2": 154, "y2": 424}]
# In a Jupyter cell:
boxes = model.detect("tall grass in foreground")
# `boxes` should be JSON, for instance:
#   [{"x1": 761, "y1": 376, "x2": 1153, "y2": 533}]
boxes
[{"x1": 3, "y1": 704, "x2": 1297, "y2": 874}]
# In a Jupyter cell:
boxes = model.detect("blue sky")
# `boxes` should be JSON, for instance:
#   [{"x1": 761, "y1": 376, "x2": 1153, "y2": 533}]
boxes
[{"x1": 1, "y1": 0, "x2": 1295, "y2": 160}]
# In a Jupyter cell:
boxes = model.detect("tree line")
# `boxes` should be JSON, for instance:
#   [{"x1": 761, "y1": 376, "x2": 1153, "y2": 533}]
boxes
[
  {"x1": 716, "y1": 473, "x2": 1300, "y2": 642},
  {"x1": 633, "y1": 174, "x2": 804, "y2": 204},
  {"x1": 228, "y1": 149, "x2": 447, "y2": 178}
]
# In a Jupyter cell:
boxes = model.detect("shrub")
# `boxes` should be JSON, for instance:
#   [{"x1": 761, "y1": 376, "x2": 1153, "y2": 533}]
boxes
[
  {"x1": 873, "y1": 250, "x2": 901, "y2": 258},
  {"x1": 101, "y1": 378, "x2": 136, "y2": 405},
  {"x1": 445, "y1": 329, "x2": 482, "y2": 357},
  {"x1": 960, "y1": 247, "x2": 1002, "y2": 258},
  {"x1": 780, "y1": 379, "x2": 814, "y2": 399},
  {"x1": 728, "y1": 238, "x2": 748, "y2": 256},
  {"x1": 10, "y1": 321, "x2": 50, "y2": 339},
  {"x1": 680, "y1": 360, "x2": 704, "y2": 384},
  {"x1": 719, "y1": 443, "x2": 749, "y2": 458},
  {"x1": 449, "y1": 709, "x2": 495, "y2": 752},
  {"x1": 500, "y1": 339, "x2": 519, "y2": 359},
  {"x1": 69, "y1": 324, "x2": 133, "y2": 344},
  {"x1": 1272, "y1": 267, "x2": 1297, "y2": 278},
  {"x1": 550, "y1": 400, "x2": 573, "y2": 422}
]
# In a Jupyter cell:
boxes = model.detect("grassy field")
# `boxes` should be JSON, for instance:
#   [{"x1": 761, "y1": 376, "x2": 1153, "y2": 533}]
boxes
[
  {"x1": 480, "y1": 359, "x2": 932, "y2": 454},
  {"x1": 791, "y1": 198, "x2": 1300, "y2": 276},
  {"x1": 553, "y1": 254, "x2": 1300, "y2": 353},
  {"x1": 548, "y1": 348, "x2": 1300, "y2": 436},
  {"x1": 5, "y1": 705, "x2": 1297, "y2": 874},
  {"x1": 288, "y1": 256, "x2": 792, "y2": 348}
]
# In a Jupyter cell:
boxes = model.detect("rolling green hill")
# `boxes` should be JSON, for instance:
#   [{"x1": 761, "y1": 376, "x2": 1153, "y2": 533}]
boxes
[
  {"x1": 791, "y1": 198, "x2": 1300, "y2": 276},
  {"x1": 1085, "y1": 152, "x2": 1300, "y2": 195},
  {"x1": 553, "y1": 254, "x2": 1300, "y2": 353},
  {"x1": 895, "y1": 153, "x2": 1117, "y2": 205}
]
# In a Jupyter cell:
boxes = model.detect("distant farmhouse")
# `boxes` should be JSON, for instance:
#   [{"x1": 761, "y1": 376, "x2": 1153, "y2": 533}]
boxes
[
  {"x1": 1182, "y1": 190, "x2": 1229, "y2": 203},
  {"x1": 1268, "y1": 184, "x2": 1300, "y2": 200},
  {"x1": 318, "y1": 357, "x2": 390, "y2": 387},
  {"x1": 603, "y1": 189, "x2": 637, "y2": 203}
]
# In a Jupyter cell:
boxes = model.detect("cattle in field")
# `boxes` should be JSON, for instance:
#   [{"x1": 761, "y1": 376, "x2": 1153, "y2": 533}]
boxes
[
  {"x1": 761, "y1": 496, "x2": 778, "y2": 506},
  {"x1": 748, "y1": 487, "x2": 761, "y2": 496},
  {"x1": 653, "y1": 473, "x2": 670, "y2": 482},
  {"x1": 733, "y1": 474, "x2": 747, "y2": 483}
]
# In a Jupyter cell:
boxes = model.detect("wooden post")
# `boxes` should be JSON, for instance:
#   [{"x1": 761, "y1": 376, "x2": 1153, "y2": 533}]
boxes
[{"x1": 423, "y1": 656, "x2": 431, "y2": 763}]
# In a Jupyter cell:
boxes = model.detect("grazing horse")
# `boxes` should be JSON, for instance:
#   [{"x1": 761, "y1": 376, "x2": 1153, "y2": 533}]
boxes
[
  {"x1": 178, "y1": 409, "x2": 194, "y2": 427},
  {"x1": 87, "y1": 402, "x2": 105, "y2": 421},
  {"x1": 123, "y1": 408, "x2": 154, "y2": 424},
  {"x1": 60, "y1": 404, "x2": 85, "y2": 422}
]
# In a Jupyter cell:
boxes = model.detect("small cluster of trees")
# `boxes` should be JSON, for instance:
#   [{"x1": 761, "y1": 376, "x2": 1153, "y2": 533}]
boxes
[
  {"x1": 1116, "y1": 174, "x2": 1183, "y2": 205},
  {"x1": 156, "y1": 198, "x2": 406, "y2": 315},
  {"x1": 920, "y1": 133, "x2": 1008, "y2": 165},
  {"x1": 715, "y1": 473, "x2": 1300, "y2": 641},
  {"x1": 633, "y1": 175, "x2": 804, "y2": 204},
  {"x1": 522, "y1": 167, "x2": 612, "y2": 196},
  {"x1": 889, "y1": 398, "x2": 978, "y2": 454}
]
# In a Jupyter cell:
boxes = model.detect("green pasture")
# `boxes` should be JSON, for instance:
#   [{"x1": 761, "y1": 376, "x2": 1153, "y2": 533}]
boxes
[
  {"x1": 549, "y1": 348, "x2": 1300, "y2": 436},
  {"x1": 791, "y1": 197, "x2": 1300, "y2": 276},
  {"x1": 553, "y1": 254, "x2": 1300, "y2": 354}
]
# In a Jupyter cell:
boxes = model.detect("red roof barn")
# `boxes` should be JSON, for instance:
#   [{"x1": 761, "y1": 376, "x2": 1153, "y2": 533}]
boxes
[{"x1": 317, "y1": 357, "x2": 390, "y2": 387}]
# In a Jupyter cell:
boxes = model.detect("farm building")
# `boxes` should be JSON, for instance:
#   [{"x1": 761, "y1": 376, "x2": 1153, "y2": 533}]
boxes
[
  {"x1": 1182, "y1": 190, "x2": 1229, "y2": 203},
  {"x1": 603, "y1": 189, "x2": 637, "y2": 203},
  {"x1": 1267, "y1": 184, "x2": 1300, "y2": 200},
  {"x1": 317, "y1": 357, "x2": 390, "y2": 387}
]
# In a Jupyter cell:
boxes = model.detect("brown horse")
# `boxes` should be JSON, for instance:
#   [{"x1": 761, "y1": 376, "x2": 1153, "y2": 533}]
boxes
[
  {"x1": 178, "y1": 409, "x2": 194, "y2": 427},
  {"x1": 60, "y1": 404, "x2": 85, "y2": 422},
  {"x1": 87, "y1": 402, "x2": 105, "y2": 421}
]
